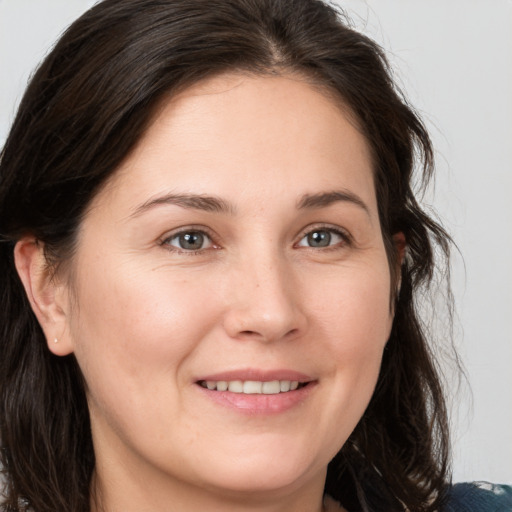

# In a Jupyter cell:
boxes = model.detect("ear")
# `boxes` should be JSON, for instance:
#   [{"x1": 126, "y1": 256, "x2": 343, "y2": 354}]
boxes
[{"x1": 14, "y1": 238, "x2": 74, "y2": 356}]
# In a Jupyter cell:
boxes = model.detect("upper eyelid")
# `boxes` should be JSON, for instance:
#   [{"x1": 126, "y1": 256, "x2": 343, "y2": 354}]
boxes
[
  {"x1": 160, "y1": 226, "x2": 217, "y2": 246},
  {"x1": 158, "y1": 223, "x2": 352, "y2": 248},
  {"x1": 295, "y1": 224, "x2": 352, "y2": 242},
  {"x1": 294, "y1": 226, "x2": 354, "y2": 252}
]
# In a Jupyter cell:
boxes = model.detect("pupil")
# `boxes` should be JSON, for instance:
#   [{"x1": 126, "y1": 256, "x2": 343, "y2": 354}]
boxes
[
  {"x1": 308, "y1": 230, "x2": 331, "y2": 247},
  {"x1": 180, "y1": 232, "x2": 203, "y2": 250}
]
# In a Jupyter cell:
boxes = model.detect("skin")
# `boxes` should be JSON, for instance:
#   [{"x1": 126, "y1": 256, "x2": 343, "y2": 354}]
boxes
[{"x1": 16, "y1": 73, "x2": 399, "y2": 512}]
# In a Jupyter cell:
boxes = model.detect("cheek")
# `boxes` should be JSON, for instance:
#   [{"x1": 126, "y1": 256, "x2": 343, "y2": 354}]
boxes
[
  {"x1": 312, "y1": 261, "x2": 392, "y2": 347},
  {"x1": 312, "y1": 263, "x2": 392, "y2": 403},
  {"x1": 67, "y1": 257, "x2": 221, "y2": 401}
]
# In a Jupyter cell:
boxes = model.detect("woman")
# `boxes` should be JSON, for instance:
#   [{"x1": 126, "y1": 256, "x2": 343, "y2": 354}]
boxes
[{"x1": 0, "y1": 1, "x2": 510, "y2": 511}]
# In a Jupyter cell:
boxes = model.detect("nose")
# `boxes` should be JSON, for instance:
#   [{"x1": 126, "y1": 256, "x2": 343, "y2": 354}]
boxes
[{"x1": 222, "y1": 255, "x2": 306, "y2": 343}]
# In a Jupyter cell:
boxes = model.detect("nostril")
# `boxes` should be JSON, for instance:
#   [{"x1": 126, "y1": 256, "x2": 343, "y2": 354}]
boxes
[
  {"x1": 223, "y1": 299, "x2": 306, "y2": 343},
  {"x1": 236, "y1": 327, "x2": 299, "y2": 342},
  {"x1": 240, "y1": 330, "x2": 258, "y2": 336}
]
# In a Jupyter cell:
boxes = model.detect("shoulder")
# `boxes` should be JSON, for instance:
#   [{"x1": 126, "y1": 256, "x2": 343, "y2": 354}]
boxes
[
  {"x1": 323, "y1": 482, "x2": 512, "y2": 512},
  {"x1": 442, "y1": 482, "x2": 512, "y2": 511}
]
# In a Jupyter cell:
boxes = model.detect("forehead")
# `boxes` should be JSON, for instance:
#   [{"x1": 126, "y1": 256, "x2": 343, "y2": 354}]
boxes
[{"x1": 94, "y1": 72, "x2": 376, "y2": 216}]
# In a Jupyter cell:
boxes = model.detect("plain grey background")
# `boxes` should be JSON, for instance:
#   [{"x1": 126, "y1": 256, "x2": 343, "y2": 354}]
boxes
[{"x1": 0, "y1": 0, "x2": 510, "y2": 484}]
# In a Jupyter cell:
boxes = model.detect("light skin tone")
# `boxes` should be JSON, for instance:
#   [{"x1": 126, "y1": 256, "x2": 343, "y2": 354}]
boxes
[{"x1": 15, "y1": 73, "x2": 402, "y2": 512}]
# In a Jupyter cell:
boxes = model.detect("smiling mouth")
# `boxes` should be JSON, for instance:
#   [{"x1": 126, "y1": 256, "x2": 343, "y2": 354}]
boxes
[{"x1": 198, "y1": 380, "x2": 310, "y2": 394}]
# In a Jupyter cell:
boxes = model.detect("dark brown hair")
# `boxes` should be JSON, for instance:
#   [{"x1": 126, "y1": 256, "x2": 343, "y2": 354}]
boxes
[{"x1": 0, "y1": 0, "x2": 452, "y2": 510}]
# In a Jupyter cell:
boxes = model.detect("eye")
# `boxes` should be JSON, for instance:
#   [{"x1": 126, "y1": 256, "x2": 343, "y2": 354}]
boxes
[
  {"x1": 296, "y1": 228, "x2": 348, "y2": 248},
  {"x1": 164, "y1": 230, "x2": 213, "y2": 251}
]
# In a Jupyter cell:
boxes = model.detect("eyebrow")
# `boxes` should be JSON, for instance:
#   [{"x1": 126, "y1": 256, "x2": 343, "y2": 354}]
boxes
[
  {"x1": 130, "y1": 189, "x2": 370, "y2": 218},
  {"x1": 130, "y1": 193, "x2": 236, "y2": 217},
  {"x1": 297, "y1": 190, "x2": 370, "y2": 216}
]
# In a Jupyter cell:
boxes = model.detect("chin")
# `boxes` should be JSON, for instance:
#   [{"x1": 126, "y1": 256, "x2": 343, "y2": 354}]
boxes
[
  {"x1": 192, "y1": 446, "x2": 324, "y2": 496},
  {"x1": 203, "y1": 468, "x2": 310, "y2": 496}
]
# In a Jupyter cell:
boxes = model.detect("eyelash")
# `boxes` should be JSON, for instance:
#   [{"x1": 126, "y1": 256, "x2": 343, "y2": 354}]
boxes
[
  {"x1": 160, "y1": 225, "x2": 352, "y2": 255},
  {"x1": 160, "y1": 226, "x2": 218, "y2": 255},
  {"x1": 295, "y1": 225, "x2": 352, "y2": 250}
]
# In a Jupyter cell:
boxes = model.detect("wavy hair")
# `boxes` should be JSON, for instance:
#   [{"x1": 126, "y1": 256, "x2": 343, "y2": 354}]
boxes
[{"x1": 0, "y1": 0, "x2": 452, "y2": 510}]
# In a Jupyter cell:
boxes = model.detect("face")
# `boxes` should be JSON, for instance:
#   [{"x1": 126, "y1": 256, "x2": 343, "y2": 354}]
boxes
[{"x1": 59, "y1": 74, "x2": 394, "y2": 503}]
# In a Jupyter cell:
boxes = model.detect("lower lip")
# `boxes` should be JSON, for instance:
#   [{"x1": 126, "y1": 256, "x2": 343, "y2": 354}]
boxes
[{"x1": 196, "y1": 382, "x2": 316, "y2": 415}]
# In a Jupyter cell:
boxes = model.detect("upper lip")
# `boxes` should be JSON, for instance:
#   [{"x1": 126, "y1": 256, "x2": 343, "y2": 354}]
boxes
[{"x1": 196, "y1": 369, "x2": 314, "y2": 383}]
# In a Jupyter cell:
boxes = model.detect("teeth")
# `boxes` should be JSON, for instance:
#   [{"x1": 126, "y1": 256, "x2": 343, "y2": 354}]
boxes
[
  {"x1": 243, "y1": 381, "x2": 262, "y2": 394},
  {"x1": 216, "y1": 381, "x2": 228, "y2": 391},
  {"x1": 201, "y1": 379, "x2": 303, "y2": 394},
  {"x1": 228, "y1": 380, "x2": 243, "y2": 393},
  {"x1": 262, "y1": 380, "x2": 280, "y2": 394}
]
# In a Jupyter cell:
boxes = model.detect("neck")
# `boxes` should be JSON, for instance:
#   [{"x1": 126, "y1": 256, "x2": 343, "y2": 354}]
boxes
[
  {"x1": 89, "y1": 409, "x2": 331, "y2": 512},
  {"x1": 90, "y1": 452, "x2": 328, "y2": 512},
  {"x1": 91, "y1": 472, "x2": 327, "y2": 512}
]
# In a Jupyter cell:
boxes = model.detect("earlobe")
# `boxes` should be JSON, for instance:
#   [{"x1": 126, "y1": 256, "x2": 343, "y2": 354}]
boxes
[{"x1": 14, "y1": 238, "x2": 74, "y2": 356}]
